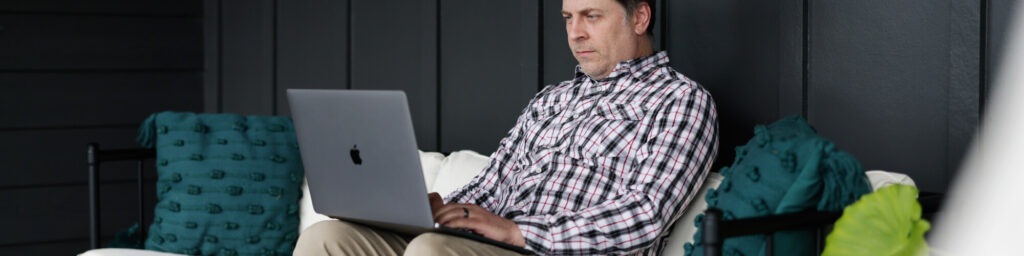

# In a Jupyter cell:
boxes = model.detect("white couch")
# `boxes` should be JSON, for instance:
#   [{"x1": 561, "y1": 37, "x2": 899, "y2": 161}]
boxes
[{"x1": 80, "y1": 150, "x2": 914, "y2": 256}]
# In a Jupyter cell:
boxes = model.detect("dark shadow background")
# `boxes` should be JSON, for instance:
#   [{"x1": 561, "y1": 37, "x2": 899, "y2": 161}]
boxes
[{"x1": 0, "y1": 0, "x2": 1018, "y2": 254}]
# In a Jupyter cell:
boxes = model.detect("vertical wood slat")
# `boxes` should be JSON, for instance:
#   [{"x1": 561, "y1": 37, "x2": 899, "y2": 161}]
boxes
[
  {"x1": 541, "y1": 0, "x2": 577, "y2": 87},
  {"x1": 203, "y1": 0, "x2": 221, "y2": 113},
  {"x1": 807, "y1": 1, "x2": 953, "y2": 193},
  {"x1": 439, "y1": 0, "x2": 539, "y2": 153},
  {"x1": 350, "y1": 0, "x2": 438, "y2": 151},
  {"x1": 667, "y1": 0, "x2": 784, "y2": 169},
  {"x1": 275, "y1": 0, "x2": 348, "y2": 117},
  {"x1": 948, "y1": 0, "x2": 983, "y2": 185},
  {"x1": 219, "y1": 0, "x2": 275, "y2": 116},
  {"x1": 778, "y1": 0, "x2": 806, "y2": 117}
]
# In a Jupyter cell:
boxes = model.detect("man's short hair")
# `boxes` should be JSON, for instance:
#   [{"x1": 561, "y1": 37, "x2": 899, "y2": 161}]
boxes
[{"x1": 615, "y1": 0, "x2": 655, "y2": 37}]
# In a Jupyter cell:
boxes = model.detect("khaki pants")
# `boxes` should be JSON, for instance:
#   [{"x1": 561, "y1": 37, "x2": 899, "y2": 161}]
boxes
[{"x1": 294, "y1": 220, "x2": 530, "y2": 256}]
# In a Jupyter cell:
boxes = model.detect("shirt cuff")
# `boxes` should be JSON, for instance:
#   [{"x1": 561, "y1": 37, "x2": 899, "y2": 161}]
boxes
[{"x1": 514, "y1": 215, "x2": 552, "y2": 254}]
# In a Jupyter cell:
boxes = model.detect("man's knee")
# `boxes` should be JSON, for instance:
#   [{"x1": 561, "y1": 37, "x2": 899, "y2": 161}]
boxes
[
  {"x1": 405, "y1": 233, "x2": 522, "y2": 256},
  {"x1": 295, "y1": 221, "x2": 349, "y2": 251},
  {"x1": 405, "y1": 233, "x2": 453, "y2": 255},
  {"x1": 295, "y1": 220, "x2": 408, "y2": 256}
]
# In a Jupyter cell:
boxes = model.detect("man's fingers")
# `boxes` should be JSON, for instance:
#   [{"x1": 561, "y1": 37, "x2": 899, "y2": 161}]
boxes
[
  {"x1": 436, "y1": 203, "x2": 471, "y2": 216},
  {"x1": 428, "y1": 193, "x2": 443, "y2": 215},
  {"x1": 442, "y1": 216, "x2": 480, "y2": 231},
  {"x1": 442, "y1": 214, "x2": 502, "y2": 241},
  {"x1": 430, "y1": 203, "x2": 522, "y2": 245},
  {"x1": 435, "y1": 204, "x2": 480, "y2": 225},
  {"x1": 435, "y1": 204, "x2": 469, "y2": 224}
]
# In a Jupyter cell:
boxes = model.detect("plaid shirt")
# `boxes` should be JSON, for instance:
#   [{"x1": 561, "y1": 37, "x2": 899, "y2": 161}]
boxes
[{"x1": 446, "y1": 51, "x2": 718, "y2": 255}]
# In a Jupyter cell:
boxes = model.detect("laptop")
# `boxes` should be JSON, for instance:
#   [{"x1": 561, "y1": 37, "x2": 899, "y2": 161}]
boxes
[{"x1": 287, "y1": 89, "x2": 532, "y2": 254}]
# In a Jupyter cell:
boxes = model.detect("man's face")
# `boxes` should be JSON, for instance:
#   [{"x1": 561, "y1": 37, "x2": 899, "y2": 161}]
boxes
[{"x1": 562, "y1": 0, "x2": 644, "y2": 79}]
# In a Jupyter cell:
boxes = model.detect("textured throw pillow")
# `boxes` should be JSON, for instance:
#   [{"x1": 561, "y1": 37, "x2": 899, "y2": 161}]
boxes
[
  {"x1": 137, "y1": 112, "x2": 303, "y2": 256},
  {"x1": 685, "y1": 116, "x2": 872, "y2": 256}
]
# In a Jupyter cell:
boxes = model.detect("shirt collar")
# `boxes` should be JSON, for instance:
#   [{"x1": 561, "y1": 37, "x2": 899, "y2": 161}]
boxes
[{"x1": 573, "y1": 51, "x2": 670, "y2": 82}]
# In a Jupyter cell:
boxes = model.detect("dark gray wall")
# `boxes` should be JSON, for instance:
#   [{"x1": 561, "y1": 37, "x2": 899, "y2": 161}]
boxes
[
  {"x1": 0, "y1": 0, "x2": 203, "y2": 254},
  {"x1": 3, "y1": 0, "x2": 1016, "y2": 255},
  {"x1": 205, "y1": 0, "x2": 1019, "y2": 194},
  {"x1": 205, "y1": 0, "x2": 541, "y2": 153},
  {"x1": 668, "y1": 0, "x2": 1018, "y2": 194},
  {"x1": 804, "y1": 0, "x2": 976, "y2": 194}
]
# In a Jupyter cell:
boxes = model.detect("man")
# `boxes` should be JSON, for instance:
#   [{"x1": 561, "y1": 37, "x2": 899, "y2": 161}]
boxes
[{"x1": 295, "y1": 0, "x2": 718, "y2": 254}]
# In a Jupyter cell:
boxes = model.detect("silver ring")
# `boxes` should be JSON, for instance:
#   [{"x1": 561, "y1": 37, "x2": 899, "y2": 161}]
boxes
[{"x1": 462, "y1": 207, "x2": 470, "y2": 218}]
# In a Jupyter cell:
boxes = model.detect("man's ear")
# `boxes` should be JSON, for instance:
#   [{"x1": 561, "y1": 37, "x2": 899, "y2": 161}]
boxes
[{"x1": 632, "y1": 2, "x2": 651, "y2": 35}]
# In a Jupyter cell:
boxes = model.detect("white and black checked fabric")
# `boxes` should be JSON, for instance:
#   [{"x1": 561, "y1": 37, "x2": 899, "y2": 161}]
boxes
[{"x1": 445, "y1": 51, "x2": 719, "y2": 255}]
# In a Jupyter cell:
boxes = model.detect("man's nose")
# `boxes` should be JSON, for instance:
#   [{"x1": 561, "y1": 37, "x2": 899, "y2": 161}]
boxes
[{"x1": 567, "y1": 19, "x2": 587, "y2": 41}]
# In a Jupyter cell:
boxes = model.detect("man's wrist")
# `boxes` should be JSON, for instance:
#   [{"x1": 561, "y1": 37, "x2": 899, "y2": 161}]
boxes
[
  {"x1": 510, "y1": 223, "x2": 526, "y2": 247},
  {"x1": 501, "y1": 218, "x2": 527, "y2": 247}
]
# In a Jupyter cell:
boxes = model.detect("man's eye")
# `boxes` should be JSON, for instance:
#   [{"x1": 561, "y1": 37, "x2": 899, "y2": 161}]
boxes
[{"x1": 587, "y1": 15, "x2": 598, "y2": 20}]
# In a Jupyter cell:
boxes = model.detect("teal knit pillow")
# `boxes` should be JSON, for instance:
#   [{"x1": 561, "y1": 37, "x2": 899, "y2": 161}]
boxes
[
  {"x1": 137, "y1": 112, "x2": 303, "y2": 256},
  {"x1": 685, "y1": 116, "x2": 871, "y2": 256}
]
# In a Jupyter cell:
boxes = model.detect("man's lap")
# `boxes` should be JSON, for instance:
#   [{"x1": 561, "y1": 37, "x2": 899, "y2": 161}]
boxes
[{"x1": 294, "y1": 220, "x2": 529, "y2": 256}]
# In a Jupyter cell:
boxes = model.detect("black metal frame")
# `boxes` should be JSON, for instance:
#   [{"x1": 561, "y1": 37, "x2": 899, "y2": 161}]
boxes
[
  {"x1": 87, "y1": 143, "x2": 156, "y2": 249},
  {"x1": 701, "y1": 192, "x2": 944, "y2": 256}
]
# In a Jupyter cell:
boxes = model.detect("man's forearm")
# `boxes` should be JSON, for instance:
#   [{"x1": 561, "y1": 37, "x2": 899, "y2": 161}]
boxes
[{"x1": 512, "y1": 191, "x2": 674, "y2": 255}]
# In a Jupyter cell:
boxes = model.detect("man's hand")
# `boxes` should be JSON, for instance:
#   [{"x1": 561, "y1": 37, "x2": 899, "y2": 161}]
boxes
[
  {"x1": 428, "y1": 192, "x2": 444, "y2": 216},
  {"x1": 434, "y1": 202, "x2": 526, "y2": 248}
]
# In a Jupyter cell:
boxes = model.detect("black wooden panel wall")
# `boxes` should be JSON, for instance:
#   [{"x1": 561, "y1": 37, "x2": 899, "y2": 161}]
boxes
[
  {"x1": 205, "y1": 0, "x2": 1018, "y2": 195},
  {"x1": 807, "y1": 1, "x2": 979, "y2": 193},
  {"x1": 668, "y1": 0, "x2": 793, "y2": 171},
  {"x1": 439, "y1": 0, "x2": 539, "y2": 153},
  {"x1": 219, "y1": 0, "x2": 275, "y2": 115},
  {"x1": 0, "y1": 1, "x2": 203, "y2": 254},
  {"x1": 0, "y1": 0, "x2": 1012, "y2": 254},
  {"x1": 989, "y1": 0, "x2": 1020, "y2": 98},
  {"x1": 274, "y1": 0, "x2": 348, "y2": 117},
  {"x1": 351, "y1": 0, "x2": 438, "y2": 151},
  {"x1": 542, "y1": 0, "x2": 577, "y2": 87}
]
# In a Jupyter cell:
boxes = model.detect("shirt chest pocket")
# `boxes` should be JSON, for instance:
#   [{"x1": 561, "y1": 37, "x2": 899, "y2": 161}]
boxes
[
  {"x1": 572, "y1": 102, "x2": 648, "y2": 159},
  {"x1": 594, "y1": 102, "x2": 645, "y2": 121},
  {"x1": 525, "y1": 102, "x2": 568, "y2": 150}
]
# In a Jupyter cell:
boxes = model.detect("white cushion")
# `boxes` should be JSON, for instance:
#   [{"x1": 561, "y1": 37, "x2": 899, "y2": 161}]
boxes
[
  {"x1": 865, "y1": 170, "x2": 916, "y2": 191},
  {"x1": 430, "y1": 150, "x2": 490, "y2": 197},
  {"x1": 298, "y1": 178, "x2": 334, "y2": 232},
  {"x1": 420, "y1": 150, "x2": 447, "y2": 190},
  {"x1": 78, "y1": 248, "x2": 184, "y2": 256},
  {"x1": 662, "y1": 172, "x2": 724, "y2": 256}
]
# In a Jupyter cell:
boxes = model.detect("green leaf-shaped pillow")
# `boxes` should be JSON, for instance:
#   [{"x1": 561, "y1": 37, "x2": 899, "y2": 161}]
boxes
[{"x1": 824, "y1": 184, "x2": 930, "y2": 256}]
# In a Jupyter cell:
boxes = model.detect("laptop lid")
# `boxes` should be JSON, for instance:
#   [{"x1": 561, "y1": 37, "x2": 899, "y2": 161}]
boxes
[{"x1": 287, "y1": 89, "x2": 434, "y2": 231}]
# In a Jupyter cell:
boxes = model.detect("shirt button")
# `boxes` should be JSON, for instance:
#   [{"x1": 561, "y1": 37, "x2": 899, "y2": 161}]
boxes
[
  {"x1": 573, "y1": 114, "x2": 580, "y2": 119},
  {"x1": 531, "y1": 167, "x2": 541, "y2": 173}
]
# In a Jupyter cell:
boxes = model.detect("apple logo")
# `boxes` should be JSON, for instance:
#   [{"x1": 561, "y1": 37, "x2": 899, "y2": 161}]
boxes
[{"x1": 350, "y1": 145, "x2": 362, "y2": 165}]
